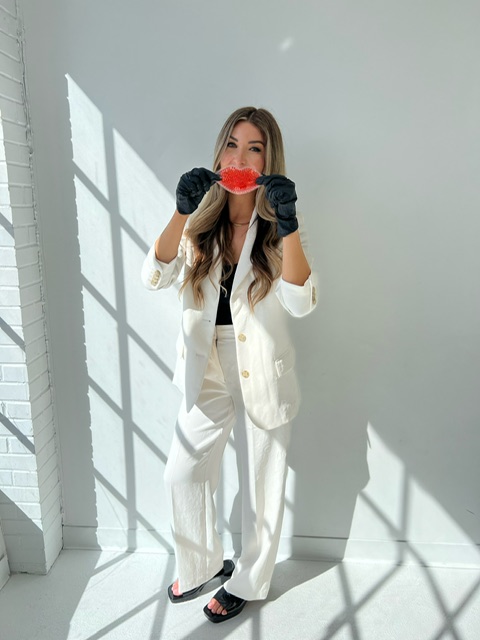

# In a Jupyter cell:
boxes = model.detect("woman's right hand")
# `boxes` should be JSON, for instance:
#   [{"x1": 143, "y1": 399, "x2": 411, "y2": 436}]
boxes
[{"x1": 176, "y1": 167, "x2": 220, "y2": 215}]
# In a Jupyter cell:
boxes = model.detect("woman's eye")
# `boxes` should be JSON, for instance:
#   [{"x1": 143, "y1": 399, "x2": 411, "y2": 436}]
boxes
[
  {"x1": 226, "y1": 142, "x2": 236, "y2": 148},
  {"x1": 250, "y1": 146, "x2": 262, "y2": 153}
]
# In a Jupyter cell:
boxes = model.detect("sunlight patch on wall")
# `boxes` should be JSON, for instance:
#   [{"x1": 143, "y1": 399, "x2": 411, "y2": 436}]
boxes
[
  {"x1": 127, "y1": 335, "x2": 179, "y2": 452},
  {"x1": 121, "y1": 229, "x2": 179, "y2": 373},
  {"x1": 113, "y1": 129, "x2": 175, "y2": 241},
  {"x1": 75, "y1": 177, "x2": 116, "y2": 308},
  {"x1": 408, "y1": 481, "x2": 475, "y2": 544},
  {"x1": 350, "y1": 423, "x2": 404, "y2": 539},
  {"x1": 66, "y1": 75, "x2": 109, "y2": 199},
  {"x1": 349, "y1": 423, "x2": 480, "y2": 563},
  {"x1": 82, "y1": 289, "x2": 122, "y2": 409},
  {"x1": 131, "y1": 430, "x2": 166, "y2": 530},
  {"x1": 89, "y1": 386, "x2": 128, "y2": 528}
]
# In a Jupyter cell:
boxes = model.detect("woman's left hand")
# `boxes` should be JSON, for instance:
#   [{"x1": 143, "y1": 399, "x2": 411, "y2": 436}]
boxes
[{"x1": 256, "y1": 174, "x2": 299, "y2": 237}]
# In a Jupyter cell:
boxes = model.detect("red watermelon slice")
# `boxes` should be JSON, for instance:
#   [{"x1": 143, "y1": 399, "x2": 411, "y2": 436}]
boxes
[{"x1": 218, "y1": 166, "x2": 261, "y2": 195}]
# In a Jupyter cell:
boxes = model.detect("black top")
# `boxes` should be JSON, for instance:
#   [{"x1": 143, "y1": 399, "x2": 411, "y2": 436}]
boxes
[{"x1": 215, "y1": 264, "x2": 238, "y2": 325}]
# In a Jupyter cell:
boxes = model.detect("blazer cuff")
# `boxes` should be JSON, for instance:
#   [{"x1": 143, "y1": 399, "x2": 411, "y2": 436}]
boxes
[
  {"x1": 141, "y1": 244, "x2": 181, "y2": 290},
  {"x1": 276, "y1": 273, "x2": 318, "y2": 317}
]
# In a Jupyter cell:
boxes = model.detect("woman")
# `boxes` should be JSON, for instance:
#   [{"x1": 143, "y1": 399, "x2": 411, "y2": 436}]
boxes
[{"x1": 141, "y1": 107, "x2": 317, "y2": 623}]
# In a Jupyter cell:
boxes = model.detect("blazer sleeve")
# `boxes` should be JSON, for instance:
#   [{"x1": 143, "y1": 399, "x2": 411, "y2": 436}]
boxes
[
  {"x1": 275, "y1": 213, "x2": 318, "y2": 317},
  {"x1": 141, "y1": 236, "x2": 187, "y2": 290}
]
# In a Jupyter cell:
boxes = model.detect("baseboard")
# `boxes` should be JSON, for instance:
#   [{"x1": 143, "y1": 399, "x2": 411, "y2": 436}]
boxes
[
  {"x1": 278, "y1": 536, "x2": 480, "y2": 568},
  {"x1": 63, "y1": 526, "x2": 480, "y2": 569},
  {"x1": 63, "y1": 525, "x2": 175, "y2": 553}
]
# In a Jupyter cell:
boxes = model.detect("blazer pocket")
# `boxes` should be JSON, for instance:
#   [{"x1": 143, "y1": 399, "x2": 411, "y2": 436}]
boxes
[{"x1": 274, "y1": 348, "x2": 296, "y2": 378}]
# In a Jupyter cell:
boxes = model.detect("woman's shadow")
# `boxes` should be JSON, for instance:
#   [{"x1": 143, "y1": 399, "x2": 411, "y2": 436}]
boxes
[{"x1": 224, "y1": 306, "x2": 370, "y2": 598}]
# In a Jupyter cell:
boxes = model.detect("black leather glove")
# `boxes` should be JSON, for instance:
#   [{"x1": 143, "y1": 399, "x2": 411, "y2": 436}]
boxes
[
  {"x1": 256, "y1": 174, "x2": 299, "y2": 237},
  {"x1": 176, "y1": 167, "x2": 220, "y2": 215}
]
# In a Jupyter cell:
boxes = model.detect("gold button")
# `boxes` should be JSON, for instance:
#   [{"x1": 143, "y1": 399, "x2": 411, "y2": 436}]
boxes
[
  {"x1": 241, "y1": 370, "x2": 250, "y2": 378},
  {"x1": 238, "y1": 333, "x2": 246, "y2": 342}
]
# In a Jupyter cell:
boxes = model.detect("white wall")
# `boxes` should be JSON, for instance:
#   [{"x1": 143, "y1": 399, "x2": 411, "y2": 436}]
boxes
[{"x1": 18, "y1": 0, "x2": 480, "y2": 565}]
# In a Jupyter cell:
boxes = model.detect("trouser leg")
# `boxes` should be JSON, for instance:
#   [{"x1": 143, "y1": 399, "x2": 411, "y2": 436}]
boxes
[
  {"x1": 224, "y1": 418, "x2": 292, "y2": 600},
  {"x1": 215, "y1": 326, "x2": 293, "y2": 601},
  {"x1": 164, "y1": 342, "x2": 234, "y2": 593}
]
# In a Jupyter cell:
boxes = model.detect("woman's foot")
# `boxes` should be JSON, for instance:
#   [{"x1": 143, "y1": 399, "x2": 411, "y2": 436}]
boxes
[
  {"x1": 203, "y1": 587, "x2": 247, "y2": 623},
  {"x1": 167, "y1": 560, "x2": 235, "y2": 603},
  {"x1": 206, "y1": 594, "x2": 226, "y2": 616}
]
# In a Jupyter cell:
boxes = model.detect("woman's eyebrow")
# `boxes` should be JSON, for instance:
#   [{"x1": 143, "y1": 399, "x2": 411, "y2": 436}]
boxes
[{"x1": 229, "y1": 135, "x2": 265, "y2": 145}]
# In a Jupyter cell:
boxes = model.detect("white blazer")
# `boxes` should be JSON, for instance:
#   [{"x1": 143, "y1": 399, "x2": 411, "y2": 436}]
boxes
[{"x1": 141, "y1": 209, "x2": 317, "y2": 430}]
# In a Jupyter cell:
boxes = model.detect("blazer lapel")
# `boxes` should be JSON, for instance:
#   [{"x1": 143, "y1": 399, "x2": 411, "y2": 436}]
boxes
[{"x1": 231, "y1": 208, "x2": 258, "y2": 297}]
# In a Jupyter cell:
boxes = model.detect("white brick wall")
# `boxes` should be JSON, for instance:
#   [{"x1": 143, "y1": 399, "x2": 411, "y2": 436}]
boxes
[{"x1": 0, "y1": 0, "x2": 62, "y2": 577}]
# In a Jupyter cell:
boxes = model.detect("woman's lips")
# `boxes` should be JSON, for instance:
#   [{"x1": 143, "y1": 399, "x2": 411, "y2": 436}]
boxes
[{"x1": 218, "y1": 166, "x2": 261, "y2": 194}]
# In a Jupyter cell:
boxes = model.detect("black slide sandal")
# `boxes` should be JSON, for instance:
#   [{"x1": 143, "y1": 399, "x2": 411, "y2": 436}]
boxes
[
  {"x1": 168, "y1": 559, "x2": 235, "y2": 603},
  {"x1": 203, "y1": 586, "x2": 247, "y2": 623}
]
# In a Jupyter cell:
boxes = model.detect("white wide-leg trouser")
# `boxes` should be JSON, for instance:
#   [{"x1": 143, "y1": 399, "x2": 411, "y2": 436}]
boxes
[{"x1": 164, "y1": 325, "x2": 292, "y2": 601}]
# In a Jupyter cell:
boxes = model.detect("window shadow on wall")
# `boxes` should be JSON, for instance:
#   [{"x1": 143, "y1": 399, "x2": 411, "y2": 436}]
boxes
[{"x1": 64, "y1": 74, "x2": 180, "y2": 555}]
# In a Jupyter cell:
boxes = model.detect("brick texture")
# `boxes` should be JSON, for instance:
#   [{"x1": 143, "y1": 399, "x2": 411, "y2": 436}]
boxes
[{"x1": 0, "y1": 0, "x2": 62, "y2": 577}]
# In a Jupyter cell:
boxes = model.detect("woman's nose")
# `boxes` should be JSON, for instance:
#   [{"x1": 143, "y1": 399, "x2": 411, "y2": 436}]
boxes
[{"x1": 233, "y1": 149, "x2": 247, "y2": 166}]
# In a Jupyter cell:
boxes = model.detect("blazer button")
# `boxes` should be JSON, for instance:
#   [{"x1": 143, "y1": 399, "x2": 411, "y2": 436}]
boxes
[
  {"x1": 241, "y1": 370, "x2": 250, "y2": 378},
  {"x1": 238, "y1": 333, "x2": 246, "y2": 342}
]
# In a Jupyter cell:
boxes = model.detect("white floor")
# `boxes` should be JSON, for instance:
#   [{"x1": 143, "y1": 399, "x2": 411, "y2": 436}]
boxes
[{"x1": 0, "y1": 550, "x2": 479, "y2": 640}]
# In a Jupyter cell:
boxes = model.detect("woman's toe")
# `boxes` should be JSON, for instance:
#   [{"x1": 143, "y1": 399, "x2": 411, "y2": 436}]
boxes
[{"x1": 209, "y1": 598, "x2": 224, "y2": 614}]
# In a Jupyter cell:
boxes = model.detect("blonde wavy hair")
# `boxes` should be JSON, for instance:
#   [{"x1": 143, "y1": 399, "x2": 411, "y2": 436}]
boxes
[{"x1": 180, "y1": 106, "x2": 286, "y2": 309}]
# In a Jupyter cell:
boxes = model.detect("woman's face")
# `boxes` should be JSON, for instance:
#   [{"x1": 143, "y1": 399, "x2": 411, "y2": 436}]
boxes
[{"x1": 220, "y1": 121, "x2": 266, "y2": 174}]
